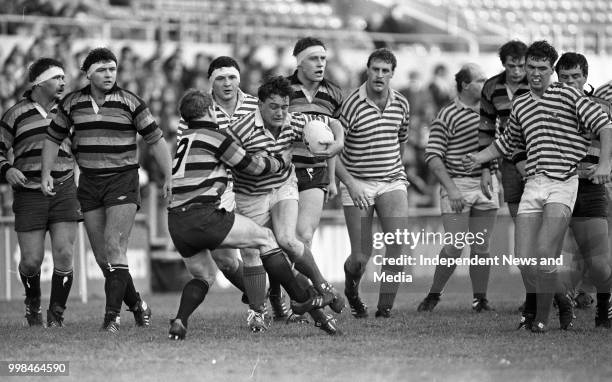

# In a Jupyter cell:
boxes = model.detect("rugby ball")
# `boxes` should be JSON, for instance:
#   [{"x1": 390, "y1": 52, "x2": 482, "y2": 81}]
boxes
[{"x1": 303, "y1": 120, "x2": 334, "y2": 153}]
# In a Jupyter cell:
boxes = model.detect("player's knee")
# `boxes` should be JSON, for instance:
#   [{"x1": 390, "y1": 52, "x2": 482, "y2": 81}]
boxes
[
  {"x1": 193, "y1": 273, "x2": 216, "y2": 287},
  {"x1": 215, "y1": 256, "x2": 238, "y2": 273},
  {"x1": 19, "y1": 257, "x2": 42, "y2": 275},
  {"x1": 52, "y1": 246, "x2": 74, "y2": 269},
  {"x1": 296, "y1": 228, "x2": 314, "y2": 249},
  {"x1": 241, "y1": 249, "x2": 260, "y2": 266},
  {"x1": 104, "y1": 241, "x2": 126, "y2": 263},
  {"x1": 277, "y1": 234, "x2": 301, "y2": 257},
  {"x1": 186, "y1": 263, "x2": 217, "y2": 285},
  {"x1": 261, "y1": 227, "x2": 279, "y2": 248}
]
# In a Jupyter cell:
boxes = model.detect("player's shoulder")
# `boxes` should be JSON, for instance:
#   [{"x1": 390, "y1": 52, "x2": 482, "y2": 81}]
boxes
[
  {"x1": 588, "y1": 94, "x2": 612, "y2": 116},
  {"x1": 434, "y1": 99, "x2": 462, "y2": 123},
  {"x1": 116, "y1": 86, "x2": 148, "y2": 107},
  {"x1": 342, "y1": 87, "x2": 362, "y2": 107},
  {"x1": 322, "y1": 78, "x2": 343, "y2": 99},
  {"x1": 1, "y1": 97, "x2": 32, "y2": 123},
  {"x1": 482, "y1": 72, "x2": 505, "y2": 95},
  {"x1": 594, "y1": 80, "x2": 612, "y2": 96},
  {"x1": 392, "y1": 89, "x2": 409, "y2": 106},
  {"x1": 512, "y1": 90, "x2": 531, "y2": 105},
  {"x1": 58, "y1": 86, "x2": 86, "y2": 108},
  {"x1": 242, "y1": 91, "x2": 259, "y2": 104}
]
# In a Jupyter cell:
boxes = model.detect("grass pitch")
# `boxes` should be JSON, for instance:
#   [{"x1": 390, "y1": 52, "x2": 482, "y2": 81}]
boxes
[{"x1": 1, "y1": 276, "x2": 611, "y2": 382}]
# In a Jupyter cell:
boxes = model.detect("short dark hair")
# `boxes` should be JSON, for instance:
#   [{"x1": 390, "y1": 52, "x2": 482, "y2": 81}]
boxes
[
  {"x1": 207, "y1": 56, "x2": 241, "y2": 78},
  {"x1": 81, "y1": 48, "x2": 118, "y2": 72},
  {"x1": 367, "y1": 48, "x2": 397, "y2": 71},
  {"x1": 525, "y1": 40, "x2": 558, "y2": 67},
  {"x1": 178, "y1": 89, "x2": 213, "y2": 122},
  {"x1": 455, "y1": 65, "x2": 473, "y2": 93},
  {"x1": 292, "y1": 37, "x2": 326, "y2": 57},
  {"x1": 257, "y1": 76, "x2": 293, "y2": 102},
  {"x1": 28, "y1": 58, "x2": 64, "y2": 82},
  {"x1": 555, "y1": 52, "x2": 588, "y2": 77},
  {"x1": 498, "y1": 40, "x2": 527, "y2": 64}
]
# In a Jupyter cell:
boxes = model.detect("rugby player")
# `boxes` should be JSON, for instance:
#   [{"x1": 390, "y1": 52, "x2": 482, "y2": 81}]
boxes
[
  {"x1": 552, "y1": 52, "x2": 611, "y2": 328},
  {"x1": 336, "y1": 48, "x2": 411, "y2": 318},
  {"x1": 418, "y1": 64, "x2": 499, "y2": 313},
  {"x1": 228, "y1": 76, "x2": 345, "y2": 334},
  {"x1": 42, "y1": 48, "x2": 173, "y2": 333},
  {"x1": 0, "y1": 58, "x2": 80, "y2": 327},
  {"x1": 464, "y1": 41, "x2": 612, "y2": 332},
  {"x1": 168, "y1": 89, "x2": 299, "y2": 338},
  {"x1": 176, "y1": 56, "x2": 295, "y2": 320}
]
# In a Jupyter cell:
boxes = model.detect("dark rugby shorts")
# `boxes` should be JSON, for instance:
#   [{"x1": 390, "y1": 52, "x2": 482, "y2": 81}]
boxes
[
  {"x1": 572, "y1": 179, "x2": 607, "y2": 218},
  {"x1": 13, "y1": 176, "x2": 82, "y2": 232},
  {"x1": 168, "y1": 203, "x2": 235, "y2": 258},
  {"x1": 296, "y1": 167, "x2": 329, "y2": 192},
  {"x1": 500, "y1": 158, "x2": 525, "y2": 204},
  {"x1": 77, "y1": 169, "x2": 141, "y2": 212}
]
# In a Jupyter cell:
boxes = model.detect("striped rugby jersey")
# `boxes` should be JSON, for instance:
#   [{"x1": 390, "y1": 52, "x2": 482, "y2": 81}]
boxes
[
  {"x1": 594, "y1": 81, "x2": 612, "y2": 103},
  {"x1": 169, "y1": 120, "x2": 284, "y2": 209},
  {"x1": 288, "y1": 72, "x2": 343, "y2": 168},
  {"x1": 339, "y1": 83, "x2": 410, "y2": 182},
  {"x1": 176, "y1": 89, "x2": 258, "y2": 138},
  {"x1": 479, "y1": 72, "x2": 530, "y2": 158},
  {"x1": 1, "y1": 93, "x2": 74, "y2": 189},
  {"x1": 512, "y1": 94, "x2": 612, "y2": 179},
  {"x1": 47, "y1": 84, "x2": 162, "y2": 175},
  {"x1": 426, "y1": 98, "x2": 495, "y2": 177},
  {"x1": 228, "y1": 109, "x2": 330, "y2": 195},
  {"x1": 494, "y1": 83, "x2": 612, "y2": 181}
]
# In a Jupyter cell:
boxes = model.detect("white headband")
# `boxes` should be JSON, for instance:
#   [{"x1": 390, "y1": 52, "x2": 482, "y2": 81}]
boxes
[
  {"x1": 209, "y1": 67, "x2": 240, "y2": 84},
  {"x1": 86, "y1": 61, "x2": 117, "y2": 78},
  {"x1": 295, "y1": 45, "x2": 326, "y2": 66},
  {"x1": 31, "y1": 66, "x2": 64, "y2": 87}
]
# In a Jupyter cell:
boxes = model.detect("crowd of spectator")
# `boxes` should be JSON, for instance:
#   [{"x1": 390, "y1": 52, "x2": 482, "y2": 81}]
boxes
[{"x1": 0, "y1": 22, "x2": 455, "y2": 216}]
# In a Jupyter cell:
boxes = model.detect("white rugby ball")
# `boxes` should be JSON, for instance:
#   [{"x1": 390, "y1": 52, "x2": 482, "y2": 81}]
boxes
[{"x1": 303, "y1": 120, "x2": 334, "y2": 153}]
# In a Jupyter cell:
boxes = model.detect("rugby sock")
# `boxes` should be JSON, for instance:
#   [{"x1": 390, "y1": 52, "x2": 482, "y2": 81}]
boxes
[
  {"x1": 534, "y1": 270, "x2": 557, "y2": 325},
  {"x1": 176, "y1": 279, "x2": 209, "y2": 326},
  {"x1": 221, "y1": 259, "x2": 246, "y2": 294},
  {"x1": 105, "y1": 264, "x2": 129, "y2": 314},
  {"x1": 49, "y1": 268, "x2": 73, "y2": 311},
  {"x1": 470, "y1": 252, "x2": 491, "y2": 299},
  {"x1": 123, "y1": 272, "x2": 140, "y2": 309},
  {"x1": 344, "y1": 257, "x2": 365, "y2": 295},
  {"x1": 261, "y1": 249, "x2": 309, "y2": 302},
  {"x1": 429, "y1": 248, "x2": 457, "y2": 294},
  {"x1": 268, "y1": 280, "x2": 282, "y2": 298},
  {"x1": 524, "y1": 293, "x2": 537, "y2": 316},
  {"x1": 596, "y1": 293, "x2": 611, "y2": 308},
  {"x1": 19, "y1": 268, "x2": 41, "y2": 299},
  {"x1": 293, "y1": 246, "x2": 327, "y2": 294},
  {"x1": 596, "y1": 274, "x2": 612, "y2": 318},
  {"x1": 377, "y1": 262, "x2": 403, "y2": 310},
  {"x1": 243, "y1": 265, "x2": 267, "y2": 312},
  {"x1": 99, "y1": 261, "x2": 141, "y2": 309}
]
